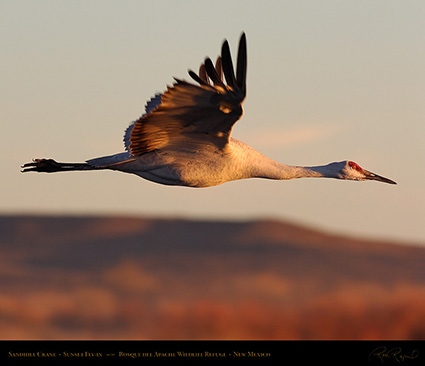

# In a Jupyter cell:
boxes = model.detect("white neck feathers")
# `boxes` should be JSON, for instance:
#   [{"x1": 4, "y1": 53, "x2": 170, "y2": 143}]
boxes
[{"x1": 230, "y1": 139, "x2": 339, "y2": 181}]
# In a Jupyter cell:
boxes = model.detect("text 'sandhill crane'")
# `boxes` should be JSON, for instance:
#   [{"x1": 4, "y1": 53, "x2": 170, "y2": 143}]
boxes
[{"x1": 22, "y1": 33, "x2": 396, "y2": 186}]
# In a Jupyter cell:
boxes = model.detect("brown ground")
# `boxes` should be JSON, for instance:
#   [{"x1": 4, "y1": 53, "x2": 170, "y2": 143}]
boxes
[{"x1": 1, "y1": 215, "x2": 425, "y2": 340}]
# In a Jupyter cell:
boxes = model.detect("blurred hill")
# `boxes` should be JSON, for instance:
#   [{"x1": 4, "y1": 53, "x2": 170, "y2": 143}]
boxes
[{"x1": 1, "y1": 214, "x2": 425, "y2": 340}]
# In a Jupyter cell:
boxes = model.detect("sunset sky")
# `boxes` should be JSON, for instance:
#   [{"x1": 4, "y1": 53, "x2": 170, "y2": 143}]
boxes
[{"x1": 2, "y1": 0, "x2": 424, "y2": 243}]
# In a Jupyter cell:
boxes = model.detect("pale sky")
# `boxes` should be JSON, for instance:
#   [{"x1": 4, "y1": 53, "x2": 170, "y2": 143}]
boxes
[{"x1": 2, "y1": 1, "x2": 424, "y2": 244}]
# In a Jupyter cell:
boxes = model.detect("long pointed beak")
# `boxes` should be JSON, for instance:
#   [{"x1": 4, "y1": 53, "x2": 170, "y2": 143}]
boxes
[{"x1": 363, "y1": 169, "x2": 397, "y2": 185}]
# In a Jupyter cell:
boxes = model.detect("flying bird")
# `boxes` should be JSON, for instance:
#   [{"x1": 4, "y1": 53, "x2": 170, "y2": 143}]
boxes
[{"x1": 22, "y1": 33, "x2": 396, "y2": 186}]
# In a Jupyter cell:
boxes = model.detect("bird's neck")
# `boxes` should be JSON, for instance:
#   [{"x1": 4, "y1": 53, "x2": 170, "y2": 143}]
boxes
[
  {"x1": 230, "y1": 139, "x2": 339, "y2": 181},
  {"x1": 247, "y1": 152, "x2": 338, "y2": 181},
  {"x1": 253, "y1": 160, "x2": 333, "y2": 180}
]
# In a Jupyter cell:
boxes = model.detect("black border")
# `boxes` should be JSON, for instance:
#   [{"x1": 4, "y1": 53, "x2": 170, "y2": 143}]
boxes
[{"x1": 1, "y1": 340, "x2": 424, "y2": 364}]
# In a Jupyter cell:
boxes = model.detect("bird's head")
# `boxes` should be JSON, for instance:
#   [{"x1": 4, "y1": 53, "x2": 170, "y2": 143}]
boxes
[{"x1": 327, "y1": 161, "x2": 397, "y2": 184}]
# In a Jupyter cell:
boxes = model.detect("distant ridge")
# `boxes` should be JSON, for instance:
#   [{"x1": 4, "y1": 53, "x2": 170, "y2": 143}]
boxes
[{"x1": 2, "y1": 213, "x2": 424, "y2": 283}]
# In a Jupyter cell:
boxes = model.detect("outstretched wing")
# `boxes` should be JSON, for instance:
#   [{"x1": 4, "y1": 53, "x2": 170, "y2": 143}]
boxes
[{"x1": 128, "y1": 33, "x2": 247, "y2": 156}]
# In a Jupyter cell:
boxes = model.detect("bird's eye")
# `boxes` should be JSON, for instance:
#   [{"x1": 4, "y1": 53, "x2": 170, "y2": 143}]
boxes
[{"x1": 348, "y1": 161, "x2": 362, "y2": 171}]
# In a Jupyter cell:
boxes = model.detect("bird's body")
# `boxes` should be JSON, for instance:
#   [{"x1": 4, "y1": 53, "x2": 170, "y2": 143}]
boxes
[
  {"x1": 88, "y1": 138, "x2": 254, "y2": 187},
  {"x1": 86, "y1": 138, "x2": 313, "y2": 188},
  {"x1": 22, "y1": 33, "x2": 396, "y2": 186}
]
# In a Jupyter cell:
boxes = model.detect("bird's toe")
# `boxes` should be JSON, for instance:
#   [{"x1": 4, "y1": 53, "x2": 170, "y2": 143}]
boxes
[{"x1": 21, "y1": 159, "x2": 60, "y2": 173}]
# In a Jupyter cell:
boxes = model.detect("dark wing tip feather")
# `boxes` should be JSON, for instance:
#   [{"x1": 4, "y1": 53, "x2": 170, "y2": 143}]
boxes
[
  {"x1": 221, "y1": 40, "x2": 237, "y2": 88},
  {"x1": 204, "y1": 58, "x2": 226, "y2": 89},
  {"x1": 188, "y1": 69, "x2": 210, "y2": 87},
  {"x1": 236, "y1": 32, "x2": 247, "y2": 93}
]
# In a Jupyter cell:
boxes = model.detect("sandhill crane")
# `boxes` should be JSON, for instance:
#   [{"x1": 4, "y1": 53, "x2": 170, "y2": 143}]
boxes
[{"x1": 22, "y1": 33, "x2": 396, "y2": 186}]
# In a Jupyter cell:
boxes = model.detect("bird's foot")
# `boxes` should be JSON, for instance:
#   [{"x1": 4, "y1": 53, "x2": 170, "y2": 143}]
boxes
[{"x1": 21, "y1": 159, "x2": 63, "y2": 173}]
